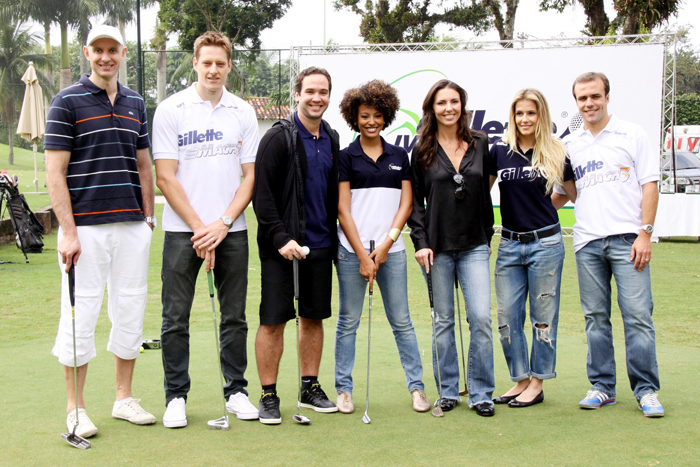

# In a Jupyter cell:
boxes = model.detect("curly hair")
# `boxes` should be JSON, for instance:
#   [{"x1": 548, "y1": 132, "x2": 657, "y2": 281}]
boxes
[{"x1": 338, "y1": 80, "x2": 400, "y2": 133}]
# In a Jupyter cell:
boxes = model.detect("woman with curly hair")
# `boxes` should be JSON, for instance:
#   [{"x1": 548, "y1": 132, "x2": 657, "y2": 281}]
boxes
[
  {"x1": 334, "y1": 80, "x2": 430, "y2": 414},
  {"x1": 407, "y1": 79, "x2": 496, "y2": 417},
  {"x1": 489, "y1": 89, "x2": 575, "y2": 408}
]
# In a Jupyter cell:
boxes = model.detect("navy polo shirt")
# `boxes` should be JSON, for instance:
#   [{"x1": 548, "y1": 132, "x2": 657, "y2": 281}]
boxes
[
  {"x1": 294, "y1": 112, "x2": 332, "y2": 249},
  {"x1": 338, "y1": 136, "x2": 411, "y2": 252},
  {"x1": 489, "y1": 139, "x2": 570, "y2": 232},
  {"x1": 44, "y1": 74, "x2": 150, "y2": 226}
]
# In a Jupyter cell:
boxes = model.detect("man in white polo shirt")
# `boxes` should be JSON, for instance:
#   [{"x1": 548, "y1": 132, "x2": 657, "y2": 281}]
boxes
[
  {"x1": 152, "y1": 31, "x2": 259, "y2": 427},
  {"x1": 556, "y1": 72, "x2": 663, "y2": 418}
]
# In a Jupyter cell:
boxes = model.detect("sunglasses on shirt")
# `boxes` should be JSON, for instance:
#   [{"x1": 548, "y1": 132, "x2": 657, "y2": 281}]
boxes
[{"x1": 453, "y1": 174, "x2": 466, "y2": 200}]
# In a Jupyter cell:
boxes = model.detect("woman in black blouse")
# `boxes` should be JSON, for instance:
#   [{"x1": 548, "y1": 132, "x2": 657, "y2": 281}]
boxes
[{"x1": 408, "y1": 79, "x2": 496, "y2": 417}]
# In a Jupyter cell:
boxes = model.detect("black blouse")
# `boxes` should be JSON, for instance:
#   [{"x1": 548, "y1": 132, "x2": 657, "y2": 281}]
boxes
[{"x1": 408, "y1": 132, "x2": 494, "y2": 255}]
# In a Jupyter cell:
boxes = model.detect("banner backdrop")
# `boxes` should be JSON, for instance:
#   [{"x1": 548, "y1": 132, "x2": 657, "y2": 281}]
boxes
[{"x1": 299, "y1": 42, "x2": 665, "y2": 204}]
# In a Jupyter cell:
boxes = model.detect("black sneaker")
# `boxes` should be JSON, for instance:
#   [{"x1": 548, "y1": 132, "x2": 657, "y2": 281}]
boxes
[
  {"x1": 299, "y1": 383, "x2": 338, "y2": 413},
  {"x1": 436, "y1": 398, "x2": 458, "y2": 412},
  {"x1": 258, "y1": 392, "x2": 282, "y2": 425}
]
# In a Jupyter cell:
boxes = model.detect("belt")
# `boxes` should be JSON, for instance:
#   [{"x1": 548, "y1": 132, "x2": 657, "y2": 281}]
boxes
[{"x1": 501, "y1": 224, "x2": 561, "y2": 243}]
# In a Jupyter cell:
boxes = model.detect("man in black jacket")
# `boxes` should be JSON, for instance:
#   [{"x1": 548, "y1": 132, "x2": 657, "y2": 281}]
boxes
[{"x1": 252, "y1": 67, "x2": 340, "y2": 424}]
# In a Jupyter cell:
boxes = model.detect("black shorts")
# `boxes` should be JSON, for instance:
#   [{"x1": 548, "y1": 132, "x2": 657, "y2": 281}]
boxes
[{"x1": 259, "y1": 248, "x2": 333, "y2": 325}]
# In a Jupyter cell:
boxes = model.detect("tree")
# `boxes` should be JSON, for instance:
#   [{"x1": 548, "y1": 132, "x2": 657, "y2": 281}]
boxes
[
  {"x1": 335, "y1": 0, "x2": 491, "y2": 43},
  {"x1": 483, "y1": 0, "x2": 519, "y2": 44},
  {"x1": 158, "y1": 0, "x2": 292, "y2": 51},
  {"x1": 0, "y1": 16, "x2": 50, "y2": 164},
  {"x1": 539, "y1": 0, "x2": 682, "y2": 36}
]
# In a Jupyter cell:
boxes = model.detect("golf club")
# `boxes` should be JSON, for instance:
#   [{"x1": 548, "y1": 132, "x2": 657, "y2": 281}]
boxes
[
  {"x1": 427, "y1": 271, "x2": 444, "y2": 418},
  {"x1": 60, "y1": 265, "x2": 91, "y2": 449},
  {"x1": 206, "y1": 269, "x2": 229, "y2": 431},
  {"x1": 293, "y1": 246, "x2": 312, "y2": 425},
  {"x1": 362, "y1": 240, "x2": 375, "y2": 425},
  {"x1": 454, "y1": 275, "x2": 469, "y2": 396}
]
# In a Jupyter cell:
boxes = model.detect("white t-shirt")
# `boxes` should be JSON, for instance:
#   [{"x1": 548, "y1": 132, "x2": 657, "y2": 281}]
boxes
[
  {"x1": 561, "y1": 114, "x2": 659, "y2": 252},
  {"x1": 152, "y1": 84, "x2": 259, "y2": 232}
]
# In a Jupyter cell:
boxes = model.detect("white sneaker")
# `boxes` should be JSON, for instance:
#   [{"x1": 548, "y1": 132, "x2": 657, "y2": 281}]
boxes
[
  {"x1": 163, "y1": 397, "x2": 187, "y2": 428},
  {"x1": 226, "y1": 392, "x2": 259, "y2": 420},
  {"x1": 112, "y1": 398, "x2": 157, "y2": 425},
  {"x1": 66, "y1": 408, "x2": 98, "y2": 438}
]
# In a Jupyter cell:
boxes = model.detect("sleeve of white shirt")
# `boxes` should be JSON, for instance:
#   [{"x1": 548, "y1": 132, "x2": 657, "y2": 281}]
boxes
[
  {"x1": 634, "y1": 129, "x2": 660, "y2": 185},
  {"x1": 239, "y1": 106, "x2": 259, "y2": 165},
  {"x1": 152, "y1": 101, "x2": 180, "y2": 161}
]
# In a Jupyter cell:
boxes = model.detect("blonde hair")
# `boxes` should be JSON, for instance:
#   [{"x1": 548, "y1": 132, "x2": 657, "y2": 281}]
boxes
[{"x1": 502, "y1": 89, "x2": 567, "y2": 194}]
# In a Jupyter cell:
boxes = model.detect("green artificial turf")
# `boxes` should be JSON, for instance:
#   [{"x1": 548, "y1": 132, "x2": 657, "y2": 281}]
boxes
[{"x1": 1, "y1": 204, "x2": 699, "y2": 466}]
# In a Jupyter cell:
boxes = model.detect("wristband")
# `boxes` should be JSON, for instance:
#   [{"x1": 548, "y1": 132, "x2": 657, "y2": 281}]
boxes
[{"x1": 388, "y1": 228, "x2": 401, "y2": 242}]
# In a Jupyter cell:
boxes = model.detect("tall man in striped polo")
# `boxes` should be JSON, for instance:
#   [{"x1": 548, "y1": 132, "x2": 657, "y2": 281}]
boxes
[{"x1": 45, "y1": 25, "x2": 157, "y2": 439}]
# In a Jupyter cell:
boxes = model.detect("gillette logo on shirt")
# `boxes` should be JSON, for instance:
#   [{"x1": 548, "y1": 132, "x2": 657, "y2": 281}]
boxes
[
  {"x1": 497, "y1": 166, "x2": 539, "y2": 182},
  {"x1": 179, "y1": 129, "x2": 224, "y2": 147}
]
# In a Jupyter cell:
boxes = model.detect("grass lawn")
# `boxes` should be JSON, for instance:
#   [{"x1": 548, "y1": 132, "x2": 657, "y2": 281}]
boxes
[{"x1": 1, "y1": 202, "x2": 699, "y2": 466}]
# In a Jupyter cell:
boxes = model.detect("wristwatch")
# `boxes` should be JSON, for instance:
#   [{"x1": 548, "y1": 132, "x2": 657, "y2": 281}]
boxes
[
  {"x1": 641, "y1": 224, "x2": 654, "y2": 234},
  {"x1": 145, "y1": 216, "x2": 157, "y2": 227},
  {"x1": 221, "y1": 216, "x2": 233, "y2": 227}
]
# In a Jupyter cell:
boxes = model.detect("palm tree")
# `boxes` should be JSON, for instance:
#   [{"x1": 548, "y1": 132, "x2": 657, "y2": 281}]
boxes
[{"x1": 0, "y1": 15, "x2": 51, "y2": 164}]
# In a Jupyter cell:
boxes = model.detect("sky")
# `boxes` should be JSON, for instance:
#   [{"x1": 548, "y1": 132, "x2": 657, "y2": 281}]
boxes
[{"x1": 47, "y1": 0, "x2": 700, "y2": 50}]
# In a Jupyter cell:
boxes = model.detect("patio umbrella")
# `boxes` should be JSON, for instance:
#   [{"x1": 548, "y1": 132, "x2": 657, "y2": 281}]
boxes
[{"x1": 16, "y1": 61, "x2": 45, "y2": 193}]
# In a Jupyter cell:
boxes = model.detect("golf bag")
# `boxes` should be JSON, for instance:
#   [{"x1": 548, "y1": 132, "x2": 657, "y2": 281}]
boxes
[{"x1": 0, "y1": 172, "x2": 44, "y2": 257}]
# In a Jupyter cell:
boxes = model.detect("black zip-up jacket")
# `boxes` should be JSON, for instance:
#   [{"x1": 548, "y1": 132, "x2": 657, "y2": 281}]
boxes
[{"x1": 252, "y1": 115, "x2": 340, "y2": 259}]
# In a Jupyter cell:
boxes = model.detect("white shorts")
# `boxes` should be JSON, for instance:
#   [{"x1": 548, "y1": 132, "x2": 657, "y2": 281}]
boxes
[{"x1": 52, "y1": 222, "x2": 152, "y2": 366}]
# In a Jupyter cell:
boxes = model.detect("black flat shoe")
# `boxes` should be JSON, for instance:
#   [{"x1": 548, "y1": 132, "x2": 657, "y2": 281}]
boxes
[
  {"x1": 473, "y1": 402, "x2": 495, "y2": 417},
  {"x1": 493, "y1": 393, "x2": 521, "y2": 404},
  {"x1": 508, "y1": 391, "x2": 544, "y2": 408}
]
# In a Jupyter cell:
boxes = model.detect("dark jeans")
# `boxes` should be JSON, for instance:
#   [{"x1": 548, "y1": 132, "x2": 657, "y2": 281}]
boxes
[{"x1": 161, "y1": 230, "x2": 249, "y2": 405}]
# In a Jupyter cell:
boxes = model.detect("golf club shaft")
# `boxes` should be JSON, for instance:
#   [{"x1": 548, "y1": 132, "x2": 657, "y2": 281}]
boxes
[
  {"x1": 364, "y1": 240, "x2": 375, "y2": 419},
  {"x1": 207, "y1": 270, "x2": 229, "y2": 421},
  {"x1": 68, "y1": 266, "x2": 80, "y2": 430},
  {"x1": 454, "y1": 275, "x2": 468, "y2": 395},
  {"x1": 427, "y1": 272, "x2": 444, "y2": 405},
  {"x1": 293, "y1": 257, "x2": 302, "y2": 417}
]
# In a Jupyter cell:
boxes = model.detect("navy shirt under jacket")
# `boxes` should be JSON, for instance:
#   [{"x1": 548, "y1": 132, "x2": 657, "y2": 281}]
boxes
[{"x1": 295, "y1": 112, "x2": 333, "y2": 249}]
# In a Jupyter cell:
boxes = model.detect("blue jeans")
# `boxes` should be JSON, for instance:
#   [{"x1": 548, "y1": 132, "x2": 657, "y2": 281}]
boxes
[
  {"x1": 494, "y1": 229, "x2": 564, "y2": 382},
  {"x1": 422, "y1": 244, "x2": 494, "y2": 405},
  {"x1": 335, "y1": 244, "x2": 424, "y2": 393},
  {"x1": 575, "y1": 234, "x2": 660, "y2": 400},
  {"x1": 161, "y1": 231, "x2": 250, "y2": 405}
]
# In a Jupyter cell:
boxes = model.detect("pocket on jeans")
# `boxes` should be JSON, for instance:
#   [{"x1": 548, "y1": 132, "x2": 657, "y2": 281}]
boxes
[
  {"x1": 540, "y1": 233, "x2": 563, "y2": 248},
  {"x1": 620, "y1": 233, "x2": 638, "y2": 246},
  {"x1": 337, "y1": 244, "x2": 348, "y2": 261}
]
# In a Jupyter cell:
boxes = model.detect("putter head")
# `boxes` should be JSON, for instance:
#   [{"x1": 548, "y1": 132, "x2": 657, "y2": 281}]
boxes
[
  {"x1": 292, "y1": 414, "x2": 311, "y2": 425},
  {"x1": 459, "y1": 389, "x2": 469, "y2": 396},
  {"x1": 362, "y1": 413, "x2": 371, "y2": 424},
  {"x1": 61, "y1": 431, "x2": 91, "y2": 449},
  {"x1": 207, "y1": 416, "x2": 230, "y2": 431},
  {"x1": 431, "y1": 399, "x2": 445, "y2": 418}
]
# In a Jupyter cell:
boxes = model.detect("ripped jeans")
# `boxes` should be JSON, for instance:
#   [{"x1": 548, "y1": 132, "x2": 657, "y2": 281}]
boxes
[{"x1": 494, "y1": 227, "x2": 564, "y2": 381}]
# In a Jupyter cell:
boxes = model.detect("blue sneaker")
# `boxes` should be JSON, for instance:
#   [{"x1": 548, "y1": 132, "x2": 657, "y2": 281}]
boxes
[
  {"x1": 638, "y1": 393, "x2": 665, "y2": 418},
  {"x1": 579, "y1": 390, "x2": 616, "y2": 409}
]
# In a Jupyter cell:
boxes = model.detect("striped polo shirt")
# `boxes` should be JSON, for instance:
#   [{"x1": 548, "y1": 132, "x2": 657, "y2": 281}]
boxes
[
  {"x1": 44, "y1": 74, "x2": 150, "y2": 226},
  {"x1": 338, "y1": 136, "x2": 411, "y2": 253}
]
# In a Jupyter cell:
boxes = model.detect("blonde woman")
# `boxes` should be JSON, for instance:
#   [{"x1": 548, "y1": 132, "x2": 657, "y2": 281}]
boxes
[{"x1": 489, "y1": 89, "x2": 575, "y2": 408}]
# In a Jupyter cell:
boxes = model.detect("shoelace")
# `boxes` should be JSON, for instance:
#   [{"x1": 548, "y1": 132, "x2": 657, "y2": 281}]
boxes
[
  {"x1": 640, "y1": 393, "x2": 661, "y2": 407},
  {"x1": 307, "y1": 383, "x2": 328, "y2": 400},
  {"x1": 260, "y1": 393, "x2": 278, "y2": 409},
  {"x1": 124, "y1": 399, "x2": 148, "y2": 414}
]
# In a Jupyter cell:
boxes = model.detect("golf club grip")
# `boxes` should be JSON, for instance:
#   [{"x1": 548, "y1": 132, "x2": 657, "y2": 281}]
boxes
[
  {"x1": 369, "y1": 240, "x2": 375, "y2": 294},
  {"x1": 207, "y1": 269, "x2": 214, "y2": 297},
  {"x1": 68, "y1": 266, "x2": 75, "y2": 307},
  {"x1": 427, "y1": 272, "x2": 434, "y2": 309},
  {"x1": 293, "y1": 258, "x2": 299, "y2": 299}
]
